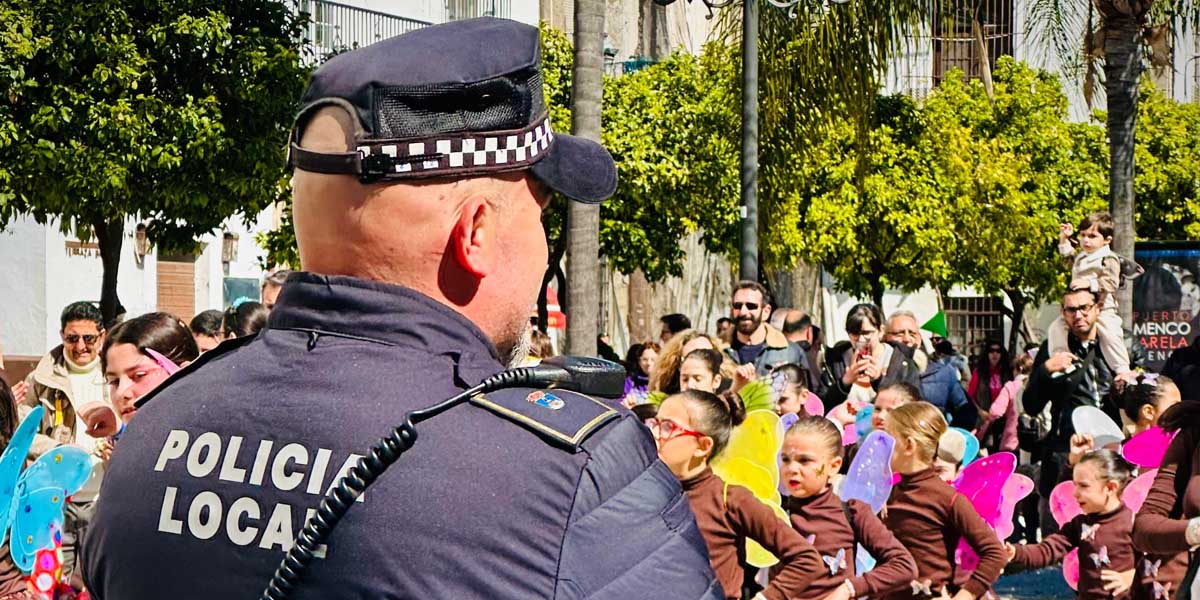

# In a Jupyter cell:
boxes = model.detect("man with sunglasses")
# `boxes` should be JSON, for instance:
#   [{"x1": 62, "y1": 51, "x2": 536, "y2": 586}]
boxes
[
  {"x1": 725, "y1": 281, "x2": 809, "y2": 377},
  {"x1": 1023, "y1": 280, "x2": 1129, "y2": 502},
  {"x1": 21, "y1": 300, "x2": 109, "y2": 583}
]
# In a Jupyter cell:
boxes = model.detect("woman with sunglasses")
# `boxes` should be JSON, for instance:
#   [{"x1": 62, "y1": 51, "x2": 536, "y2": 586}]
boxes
[
  {"x1": 650, "y1": 388, "x2": 821, "y2": 600},
  {"x1": 966, "y1": 342, "x2": 1012, "y2": 452}
]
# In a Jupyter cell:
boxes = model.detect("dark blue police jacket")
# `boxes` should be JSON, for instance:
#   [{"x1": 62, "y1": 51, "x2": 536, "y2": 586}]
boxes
[{"x1": 83, "y1": 274, "x2": 722, "y2": 599}]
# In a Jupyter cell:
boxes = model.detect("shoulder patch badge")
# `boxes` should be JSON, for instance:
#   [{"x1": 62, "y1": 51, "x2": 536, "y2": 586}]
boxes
[{"x1": 527, "y1": 391, "x2": 565, "y2": 410}]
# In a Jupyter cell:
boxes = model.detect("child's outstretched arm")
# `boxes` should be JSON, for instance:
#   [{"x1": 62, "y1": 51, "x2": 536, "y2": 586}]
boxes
[
  {"x1": 847, "y1": 499, "x2": 917, "y2": 597},
  {"x1": 728, "y1": 485, "x2": 822, "y2": 600},
  {"x1": 1006, "y1": 517, "x2": 1079, "y2": 569}
]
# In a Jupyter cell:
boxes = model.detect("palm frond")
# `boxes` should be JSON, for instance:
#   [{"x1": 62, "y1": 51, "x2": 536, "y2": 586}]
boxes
[{"x1": 1024, "y1": 0, "x2": 1089, "y2": 82}]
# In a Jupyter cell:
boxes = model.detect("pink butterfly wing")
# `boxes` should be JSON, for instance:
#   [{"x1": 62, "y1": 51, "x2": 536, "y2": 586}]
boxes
[
  {"x1": 1121, "y1": 468, "x2": 1157, "y2": 514},
  {"x1": 1122, "y1": 427, "x2": 1177, "y2": 469},
  {"x1": 1062, "y1": 548, "x2": 1080, "y2": 590},
  {"x1": 1050, "y1": 481, "x2": 1083, "y2": 527},
  {"x1": 803, "y1": 392, "x2": 824, "y2": 418},
  {"x1": 995, "y1": 473, "x2": 1035, "y2": 540},
  {"x1": 952, "y1": 452, "x2": 1017, "y2": 571},
  {"x1": 954, "y1": 452, "x2": 1017, "y2": 525}
]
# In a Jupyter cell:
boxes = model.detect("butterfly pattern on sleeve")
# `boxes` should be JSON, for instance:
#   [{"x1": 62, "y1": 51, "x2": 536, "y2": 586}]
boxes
[
  {"x1": 1153, "y1": 582, "x2": 1172, "y2": 600},
  {"x1": 1080, "y1": 523, "x2": 1098, "y2": 542},
  {"x1": 910, "y1": 579, "x2": 934, "y2": 597},
  {"x1": 823, "y1": 548, "x2": 846, "y2": 576},
  {"x1": 1089, "y1": 545, "x2": 1110, "y2": 568},
  {"x1": 1143, "y1": 558, "x2": 1161, "y2": 578}
]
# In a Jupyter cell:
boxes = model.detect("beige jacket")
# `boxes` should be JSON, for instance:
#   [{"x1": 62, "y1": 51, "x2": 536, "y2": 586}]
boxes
[{"x1": 21, "y1": 346, "x2": 107, "y2": 458}]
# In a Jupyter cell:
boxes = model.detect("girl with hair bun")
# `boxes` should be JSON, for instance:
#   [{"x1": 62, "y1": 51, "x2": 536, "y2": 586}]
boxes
[
  {"x1": 883, "y1": 402, "x2": 1006, "y2": 600},
  {"x1": 1119, "y1": 373, "x2": 1181, "y2": 436},
  {"x1": 1007, "y1": 449, "x2": 1137, "y2": 600},
  {"x1": 651, "y1": 389, "x2": 821, "y2": 600}
]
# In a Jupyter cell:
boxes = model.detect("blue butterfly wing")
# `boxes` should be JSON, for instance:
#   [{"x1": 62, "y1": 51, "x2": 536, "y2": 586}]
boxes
[
  {"x1": 20, "y1": 446, "x2": 94, "y2": 497},
  {"x1": 9, "y1": 486, "x2": 66, "y2": 572},
  {"x1": 8, "y1": 446, "x2": 94, "y2": 573},
  {"x1": 0, "y1": 405, "x2": 46, "y2": 548}
]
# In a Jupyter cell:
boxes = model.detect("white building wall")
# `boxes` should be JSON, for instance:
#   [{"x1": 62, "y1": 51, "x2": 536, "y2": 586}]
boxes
[{"x1": 0, "y1": 218, "x2": 48, "y2": 357}]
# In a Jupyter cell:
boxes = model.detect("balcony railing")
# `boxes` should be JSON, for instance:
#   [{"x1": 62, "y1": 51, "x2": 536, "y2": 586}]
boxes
[
  {"x1": 295, "y1": 0, "x2": 431, "y2": 59},
  {"x1": 447, "y1": 0, "x2": 512, "y2": 20}
]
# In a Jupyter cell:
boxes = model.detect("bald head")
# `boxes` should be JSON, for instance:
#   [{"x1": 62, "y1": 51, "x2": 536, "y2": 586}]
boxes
[{"x1": 291, "y1": 106, "x2": 552, "y2": 362}]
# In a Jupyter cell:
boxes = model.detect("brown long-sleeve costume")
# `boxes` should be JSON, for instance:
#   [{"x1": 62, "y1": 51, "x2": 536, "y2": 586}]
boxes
[
  {"x1": 682, "y1": 468, "x2": 822, "y2": 600},
  {"x1": 882, "y1": 468, "x2": 1006, "y2": 600},
  {"x1": 784, "y1": 488, "x2": 917, "y2": 599},
  {"x1": 1133, "y1": 426, "x2": 1200, "y2": 600},
  {"x1": 1012, "y1": 505, "x2": 1136, "y2": 600}
]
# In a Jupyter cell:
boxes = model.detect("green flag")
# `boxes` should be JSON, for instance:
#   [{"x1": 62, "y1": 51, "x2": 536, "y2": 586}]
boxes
[{"x1": 921, "y1": 311, "x2": 948, "y2": 338}]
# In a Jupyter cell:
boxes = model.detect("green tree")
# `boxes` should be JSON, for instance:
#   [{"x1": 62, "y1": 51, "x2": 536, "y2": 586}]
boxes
[
  {"x1": 794, "y1": 94, "x2": 965, "y2": 306},
  {"x1": 1130, "y1": 81, "x2": 1200, "y2": 241},
  {"x1": 0, "y1": 0, "x2": 309, "y2": 323},
  {"x1": 923, "y1": 59, "x2": 1107, "y2": 348},
  {"x1": 599, "y1": 45, "x2": 740, "y2": 282}
]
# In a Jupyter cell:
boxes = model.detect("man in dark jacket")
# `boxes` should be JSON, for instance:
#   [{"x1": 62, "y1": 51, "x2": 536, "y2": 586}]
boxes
[
  {"x1": 1023, "y1": 283, "x2": 1121, "y2": 498},
  {"x1": 83, "y1": 19, "x2": 720, "y2": 600}
]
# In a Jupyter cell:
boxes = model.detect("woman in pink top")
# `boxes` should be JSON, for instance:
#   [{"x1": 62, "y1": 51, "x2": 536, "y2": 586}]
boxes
[
  {"x1": 974, "y1": 353, "x2": 1032, "y2": 453},
  {"x1": 967, "y1": 342, "x2": 1013, "y2": 452}
]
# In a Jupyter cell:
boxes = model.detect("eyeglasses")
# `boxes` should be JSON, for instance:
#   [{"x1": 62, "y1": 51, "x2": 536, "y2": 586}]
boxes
[
  {"x1": 1062, "y1": 304, "x2": 1095, "y2": 315},
  {"x1": 732, "y1": 302, "x2": 760, "y2": 311},
  {"x1": 646, "y1": 418, "x2": 706, "y2": 442},
  {"x1": 63, "y1": 334, "x2": 100, "y2": 345},
  {"x1": 988, "y1": 348, "x2": 1002, "y2": 354}
]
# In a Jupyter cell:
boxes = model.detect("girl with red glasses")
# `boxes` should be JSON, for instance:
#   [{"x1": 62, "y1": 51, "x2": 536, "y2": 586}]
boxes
[{"x1": 652, "y1": 389, "x2": 821, "y2": 600}]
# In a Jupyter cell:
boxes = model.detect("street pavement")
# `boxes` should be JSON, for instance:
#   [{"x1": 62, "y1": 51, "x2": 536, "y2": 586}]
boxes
[{"x1": 995, "y1": 568, "x2": 1074, "y2": 600}]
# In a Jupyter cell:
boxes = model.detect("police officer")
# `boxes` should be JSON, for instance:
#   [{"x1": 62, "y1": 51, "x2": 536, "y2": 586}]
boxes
[{"x1": 82, "y1": 17, "x2": 721, "y2": 600}]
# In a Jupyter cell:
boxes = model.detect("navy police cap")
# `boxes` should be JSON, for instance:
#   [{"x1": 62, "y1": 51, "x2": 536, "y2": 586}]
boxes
[{"x1": 288, "y1": 17, "x2": 617, "y2": 204}]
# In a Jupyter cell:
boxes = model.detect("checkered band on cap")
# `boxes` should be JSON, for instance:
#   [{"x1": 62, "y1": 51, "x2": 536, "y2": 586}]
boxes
[{"x1": 356, "y1": 116, "x2": 554, "y2": 181}]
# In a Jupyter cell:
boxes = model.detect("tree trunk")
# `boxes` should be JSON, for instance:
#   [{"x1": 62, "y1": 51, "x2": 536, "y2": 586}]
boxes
[
  {"x1": 538, "y1": 225, "x2": 568, "y2": 334},
  {"x1": 1004, "y1": 288, "x2": 1025, "y2": 353},
  {"x1": 565, "y1": 0, "x2": 604, "y2": 356},
  {"x1": 92, "y1": 216, "x2": 126, "y2": 328},
  {"x1": 1104, "y1": 13, "x2": 1141, "y2": 327},
  {"x1": 870, "y1": 276, "x2": 885, "y2": 308},
  {"x1": 972, "y1": 14, "x2": 995, "y2": 104}
]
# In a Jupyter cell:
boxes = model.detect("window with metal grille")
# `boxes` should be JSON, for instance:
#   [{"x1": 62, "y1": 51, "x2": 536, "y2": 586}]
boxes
[
  {"x1": 930, "y1": 0, "x2": 1014, "y2": 85},
  {"x1": 943, "y1": 296, "x2": 1005, "y2": 355}
]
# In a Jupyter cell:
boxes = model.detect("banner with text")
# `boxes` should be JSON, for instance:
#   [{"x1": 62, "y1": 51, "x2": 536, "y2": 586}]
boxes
[{"x1": 1133, "y1": 243, "x2": 1200, "y2": 371}]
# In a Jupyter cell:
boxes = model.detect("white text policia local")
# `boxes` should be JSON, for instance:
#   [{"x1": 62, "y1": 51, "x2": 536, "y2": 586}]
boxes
[{"x1": 153, "y1": 430, "x2": 366, "y2": 556}]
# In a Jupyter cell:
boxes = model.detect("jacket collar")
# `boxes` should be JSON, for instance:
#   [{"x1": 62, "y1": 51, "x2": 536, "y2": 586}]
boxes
[
  {"x1": 763, "y1": 324, "x2": 789, "y2": 349},
  {"x1": 268, "y1": 273, "x2": 504, "y2": 385},
  {"x1": 31, "y1": 345, "x2": 70, "y2": 393}
]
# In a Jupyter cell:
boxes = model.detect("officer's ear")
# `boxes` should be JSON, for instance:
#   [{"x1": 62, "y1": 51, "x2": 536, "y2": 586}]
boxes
[{"x1": 450, "y1": 193, "x2": 493, "y2": 279}]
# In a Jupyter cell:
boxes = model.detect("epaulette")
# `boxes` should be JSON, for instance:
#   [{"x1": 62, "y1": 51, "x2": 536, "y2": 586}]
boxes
[
  {"x1": 133, "y1": 335, "x2": 256, "y2": 409},
  {"x1": 470, "y1": 388, "x2": 620, "y2": 452}
]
